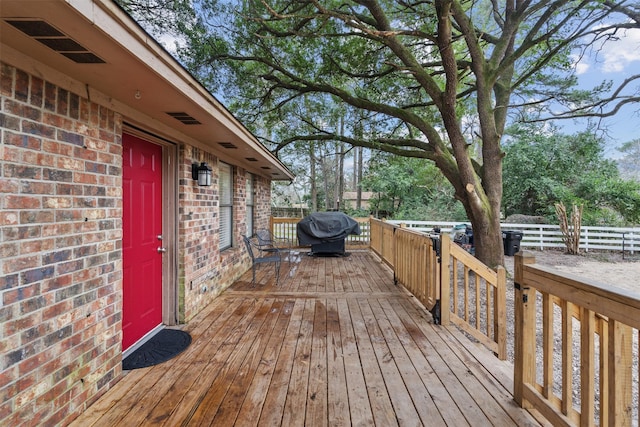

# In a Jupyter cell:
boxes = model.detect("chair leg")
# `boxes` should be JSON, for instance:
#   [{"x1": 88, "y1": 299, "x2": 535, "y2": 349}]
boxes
[{"x1": 252, "y1": 264, "x2": 256, "y2": 286}]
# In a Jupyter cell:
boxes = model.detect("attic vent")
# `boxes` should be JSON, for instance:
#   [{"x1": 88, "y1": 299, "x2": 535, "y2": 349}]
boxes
[
  {"x1": 245, "y1": 157, "x2": 258, "y2": 162},
  {"x1": 6, "y1": 19, "x2": 105, "y2": 64},
  {"x1": 166, "y1": 112, "x2": 201, "y2": 125},
  {"x1": 261, "y1": 166, "x2": 271, "y2": 170},
  {"x1": 219, "y1": 142, "x2": 237, "y2": 149}
]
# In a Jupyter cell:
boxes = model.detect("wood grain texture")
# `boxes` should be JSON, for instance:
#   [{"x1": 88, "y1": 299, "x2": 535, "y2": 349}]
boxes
[{"x1": 71, "y1": 251, "x2": 541, "y2": 427}]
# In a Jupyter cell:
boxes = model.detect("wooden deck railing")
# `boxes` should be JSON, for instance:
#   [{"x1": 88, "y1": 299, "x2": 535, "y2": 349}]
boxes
[
  {"x1": 441, "y1": 233, "x2": 507, "y2": 359},
  {"x1": 369, "y1": 218, "x2": 507, "y2": 360},
  {"x1": 514, "y1": 252, "x2": 639, "y2": 426},
  {"x1": 393, "y1": 226, "x2": 440, "y2": 315},
  {"x1": 269, "y1": 216, "x2": 370, "y2": 247}
]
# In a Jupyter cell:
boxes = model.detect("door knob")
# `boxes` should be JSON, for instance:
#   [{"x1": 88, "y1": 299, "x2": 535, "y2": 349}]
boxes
[{"x1": 157, "y1": 247, "x2": 167, "y2": 253}]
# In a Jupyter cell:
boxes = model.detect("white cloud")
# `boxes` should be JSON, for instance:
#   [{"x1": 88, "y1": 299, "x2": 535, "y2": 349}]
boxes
[
  {"x1": 598, "y1": 27, "x2": 640, "y2": 73},
  {"x1": 571, "y1": 54, "x2": 590, "y2": 75}
]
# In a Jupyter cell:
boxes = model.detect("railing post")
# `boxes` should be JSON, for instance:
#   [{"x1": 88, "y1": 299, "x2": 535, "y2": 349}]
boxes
[
  {"x1": 439, "y1": 233, "x2": 451, "y2": 326},
  {"x1": 607, "y1": 320, "x2": 633, "y2": 426},
  {"x1": 514, "y1": 251, "x2": 536, "y2": 408},
  {"x1": 495, "y1": 265, "x2": 507, "y2": 360}
]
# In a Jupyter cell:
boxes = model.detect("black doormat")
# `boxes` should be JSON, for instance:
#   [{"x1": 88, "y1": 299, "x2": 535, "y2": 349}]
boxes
[{"x1": 122, "y1": 329, "x2": 192, "y2": 370}]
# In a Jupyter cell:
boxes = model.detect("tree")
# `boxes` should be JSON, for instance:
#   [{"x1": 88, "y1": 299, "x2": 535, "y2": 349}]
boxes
[
  {"x1": 362, "y1": 154, "x2": 465, "y2": 220},
  {"x1": 120, "y1": 0, "x2": 640, "y2": 266},
  {"x1": 503, "y1": 124, "x2": 640, "y2": 225},
  {"x1": 618, "y1": 139, "x2": 640, "y2": 182}
]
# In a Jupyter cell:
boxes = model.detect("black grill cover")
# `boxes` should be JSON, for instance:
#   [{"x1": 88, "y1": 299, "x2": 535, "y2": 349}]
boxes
[{"x1": 296, "y1": 212, "x2": 361, "y2": 245}]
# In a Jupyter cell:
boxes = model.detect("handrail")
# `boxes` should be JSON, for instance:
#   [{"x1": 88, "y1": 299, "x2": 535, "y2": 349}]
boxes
[
  {"x1": 393, "y1": 226, "x2": 440, "y2": 315},
  {"x1": 369, "y1": 218, "x2": 507, "y2": 359},
  {"x1": 514, "y1": 252, "x2": 639, "y2": 426},
  {"x1": 369, "y1": 217, "x2": 396, "y2": 267},
  {"x1": 442, "y1": 233, "x2": 507, "y2": 359}
]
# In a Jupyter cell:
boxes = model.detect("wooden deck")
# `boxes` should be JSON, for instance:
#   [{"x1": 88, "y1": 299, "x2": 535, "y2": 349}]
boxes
[{"x1": 71, "y1": 250, "x2": 543, "y2": 426}]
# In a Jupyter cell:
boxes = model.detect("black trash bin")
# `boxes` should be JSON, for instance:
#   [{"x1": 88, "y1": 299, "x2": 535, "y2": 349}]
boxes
[{"x1": 502, "y1": 230, "x2": 523, "y2": 256}]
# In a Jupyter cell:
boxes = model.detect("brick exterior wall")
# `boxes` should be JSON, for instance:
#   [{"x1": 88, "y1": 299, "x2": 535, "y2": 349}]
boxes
[
  {"x1": 1, "y1": 62, "x2": 275, "y2": 425},
  {"x1": 0, "y1": 63, "x2": 123, "y2": 425},
  {"x1": 178, "y1": 145, "x2": 271, "y2": 321}
]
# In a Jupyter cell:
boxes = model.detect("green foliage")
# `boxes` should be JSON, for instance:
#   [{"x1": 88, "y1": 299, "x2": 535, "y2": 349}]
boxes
[
  {"x1": 503, "y1": 124, "x2": 640, "y2": 225},
  {"x1": 617, "y1": 139, "x2": 640, "y2": 182},
  {"x1": 360, "y1": 154, "x2": 465, "y2": 220}
]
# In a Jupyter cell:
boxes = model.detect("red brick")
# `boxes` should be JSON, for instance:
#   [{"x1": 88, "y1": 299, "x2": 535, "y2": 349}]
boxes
[
  {"x1": 35, "y1": 152, "x2": 56, "y2": 167},
  {"x1": 56, "y1": 87, "x2": 69, "y2": 116},
  {"x1": 22, "y1": 120, "x2": 55, "y2": 139},
  {"x1": 43, "y1": 138, "x2": 74, "y2": 156},
  {"x1": 0, "y1": 178, "x2": 19, "y2": 193},
  {"x1": 41, "y1": 301, "x2": 72, "y2": 322},
  {"x1": 1, "y1": 62, "x2": 14, "y2": 96},
  {"x1": 42, "y1": 223, "x2": 73, "y2": 238},
  {"x1": 5, "y1": 195, "x2": 41, "y2": 210},
  {"x1": 44, "y1": 81, "x2": 57, "y2": 111},
  {"x1": 3, "y1": 314, "x2": 40, "y2": 336},
  {"x1": 3, "y1": 129, "x2": 41, "y2": 150},
  {"x1": 0, "y1": 366, "x2": 17, "y2": 388},
  {"x1": 2, "y1": 254, "x2": 39, "y2": 275},
  {"x1": 0, "y1": 111, "x2": 20, "y2": 131},
  {"x1": 69, "y1": 92, "x2": 80, "y2": 119},
  {"x1": 20, "y1": 210, "x2": 54, "y2": 225},
  {"x1": 19, "y1": 347, "x2": 52, "y2": 375},
  {"x1": 18, "y1": 295, "x2": 47, "y2": 315},
  {"x1": 20, "y1": 181, "x2": 55, "y2": 195},
  {"x1": 74, "y1": 172, "x2": 98, "y2": 185},
  {"x1": 6, "y1": 99, "x2": 42, "y2": 122},
  {"x1": 74, "y1": 145, "x2": 98, "y2": 160},
  {"x1": 14, "y1": 68, "x2": 29, "y2": 101},
  {"x1": 0, "y1": 242, "x2": 20, "y2": 260},
  {"x1": 0, "y1": 211, "x2": 19, "y2": 225},
  {"x1": 30, "y1": 76, "x2": 44, "y2": 107},
  {"x1": 58, "y1": 183, "x2": 83, "y2": 196}
]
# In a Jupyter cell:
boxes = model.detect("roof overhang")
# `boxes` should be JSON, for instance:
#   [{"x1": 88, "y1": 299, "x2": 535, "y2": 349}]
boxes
[{"x1": 0, "y1": 0, "x2": 294, "y2": 181}]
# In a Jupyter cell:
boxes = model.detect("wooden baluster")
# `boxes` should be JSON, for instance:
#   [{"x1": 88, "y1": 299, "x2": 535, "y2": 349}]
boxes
[
  {"x1": 607, "y1": 320, "x2": 633, "y2": 426},
  {"x1": 514, "y1": 251, "x2": 536, "y2": 408},
  {"x1": 580, "y1": 307, "x2": 595, "y2": 426}
]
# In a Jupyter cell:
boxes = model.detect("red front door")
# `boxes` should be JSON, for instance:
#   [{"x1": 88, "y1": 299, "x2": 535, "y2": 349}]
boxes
[{"x1": 122, "y1": 133, "x2": 163, "y2": 351}]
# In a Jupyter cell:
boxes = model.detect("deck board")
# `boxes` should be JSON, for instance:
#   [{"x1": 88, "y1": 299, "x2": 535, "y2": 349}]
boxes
[{"x1": 70, "y1": 251, "x2": 543, "y2": 427}]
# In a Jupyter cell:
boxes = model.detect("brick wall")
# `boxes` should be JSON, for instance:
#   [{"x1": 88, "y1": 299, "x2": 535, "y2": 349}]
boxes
[
  {"x1": 177, "y1": 146, "x2": 271, "y2": 322},
  {"x1": 0, "y1": 63, "x2": 123, "y2": 425}
]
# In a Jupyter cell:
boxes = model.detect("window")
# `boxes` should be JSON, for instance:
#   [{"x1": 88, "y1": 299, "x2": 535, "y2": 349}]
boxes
[
  {"x1": 246, "y1": 173, "x2": 254, "y2": 237},
  {"x1": 219, "y1": 162, "x2": 233, "y2": 250}
]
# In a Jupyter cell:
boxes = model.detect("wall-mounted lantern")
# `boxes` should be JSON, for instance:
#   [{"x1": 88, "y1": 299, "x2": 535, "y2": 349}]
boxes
[{"x1": 192, "y1": 162, "x2": 212, "y2": 186}]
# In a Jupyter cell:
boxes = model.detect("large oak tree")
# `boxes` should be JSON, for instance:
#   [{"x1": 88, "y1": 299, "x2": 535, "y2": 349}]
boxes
[{"x1": 120, "y1": 0, "x2": 640, "y2": 267}]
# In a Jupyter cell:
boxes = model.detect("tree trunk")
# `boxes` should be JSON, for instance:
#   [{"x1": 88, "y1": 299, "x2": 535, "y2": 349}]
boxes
[
  {"x1": 338, "y1": 141, "x2": 344, "y2": 211},
  {"x1": 356, "y1": 146, "x2": 363, "y2": 210},
  {"x1": 310, "y1": 142, "x2": 317, "y2": 212},
  {"x1": 352, "y1": 145, "x2": 358, "y2": 192}
]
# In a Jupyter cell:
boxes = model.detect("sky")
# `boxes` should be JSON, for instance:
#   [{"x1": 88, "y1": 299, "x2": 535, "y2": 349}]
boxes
[{"x1": 570, "y1": 26, "x2": 640, "y2": 157}]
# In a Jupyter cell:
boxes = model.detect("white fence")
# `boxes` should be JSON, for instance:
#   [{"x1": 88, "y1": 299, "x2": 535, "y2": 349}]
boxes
[{"x1": 386, "y1": 220, "x2": 640, "y2": 254}]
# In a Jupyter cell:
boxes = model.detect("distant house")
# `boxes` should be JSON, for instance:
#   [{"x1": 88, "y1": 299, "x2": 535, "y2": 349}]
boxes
[
  {"x1": 342, "y1": 191, "x2": 375, "y2": 210},
  {"x1": 0, "y1": 1, "x2": 293, "y2": 425}
]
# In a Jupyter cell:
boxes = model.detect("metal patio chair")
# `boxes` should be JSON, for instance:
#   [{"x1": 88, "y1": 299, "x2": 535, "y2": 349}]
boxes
[{"x1": 242, "y1": 235, "x2": 281, "y2": 285}]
